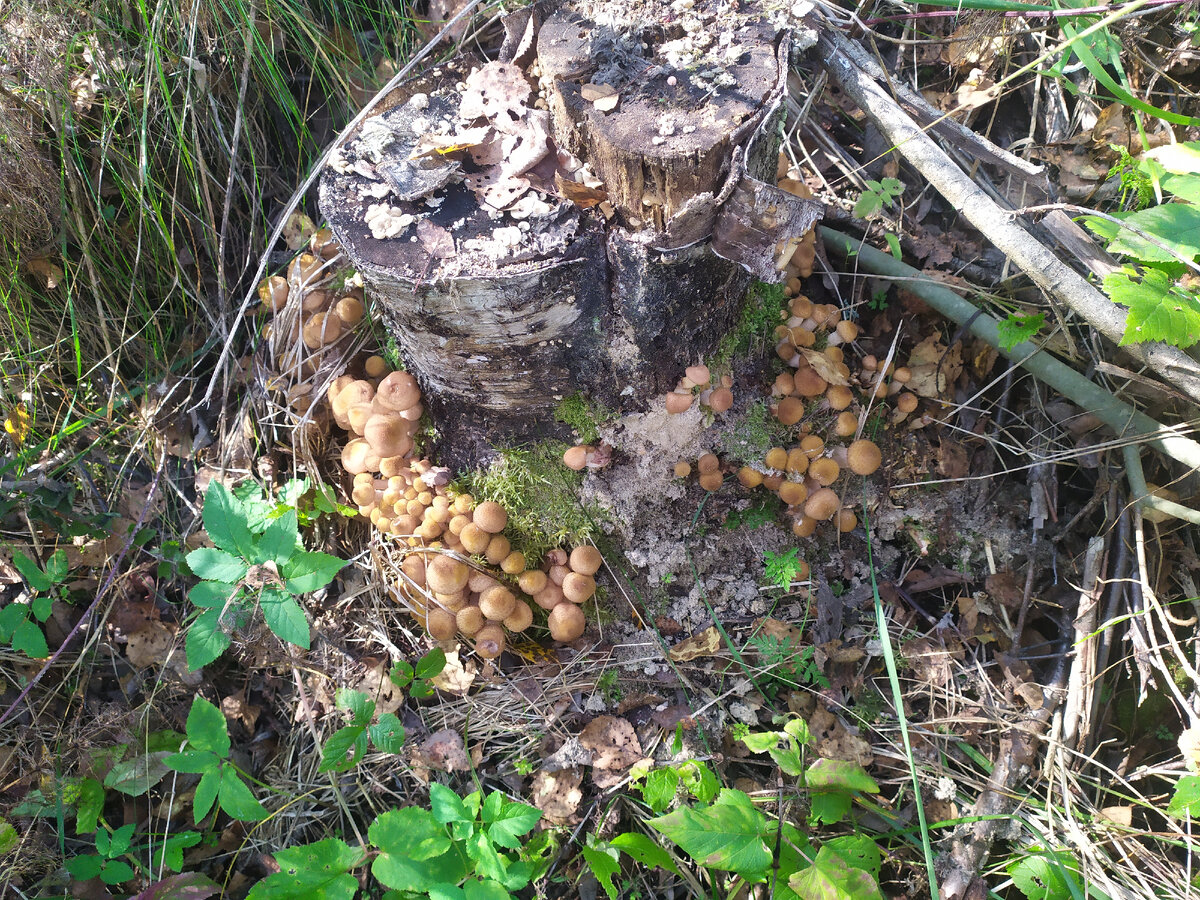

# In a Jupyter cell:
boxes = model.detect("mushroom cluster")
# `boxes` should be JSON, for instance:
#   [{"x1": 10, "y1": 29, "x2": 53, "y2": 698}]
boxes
[
  {"x1": 777, "y1": 157, "x2": 817, "y2": 290},
  {"x1": 672, "y1": 452, "x2": 725, "y2": 492},
  {"x1": 562, "y1": 443, "x2": 612, "y2": 471},
  {"x1": 664, "y1": 364, "x2": 735, "y2": 416}
]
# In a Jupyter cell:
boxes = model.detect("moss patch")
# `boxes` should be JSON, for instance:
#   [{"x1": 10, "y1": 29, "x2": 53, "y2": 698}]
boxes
[
  {"x1": 711, "y1": 280, "x2": 788, "y2": 370},
  {"x1": 718, "y1": 400, "x2": 791, "y2": 466},
  {"x1": 465, "y1": 443, "x2": 603, "y2": 562},
  {"x1": 554, "y1": 391, "x2": 618, "y2": 444}
]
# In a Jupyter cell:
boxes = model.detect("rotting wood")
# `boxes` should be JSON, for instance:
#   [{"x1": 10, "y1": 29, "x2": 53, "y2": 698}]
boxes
[{"x1": 319, "y1": 2, "x2": 822, "y2": 467}]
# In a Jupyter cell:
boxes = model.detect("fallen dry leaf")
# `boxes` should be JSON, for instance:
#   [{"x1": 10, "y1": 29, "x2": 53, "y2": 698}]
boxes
[
  {"x1": 412, "y1": 728, "x2": 471, "y2": 773},
  {"x1": 26, "y1": 258, "x2": 64, "y2": 289},
  {"x1": 580, "y1": 715, "x2": 642, "y2": 788},
  {"x1": 282, "y1": 212, "x2": 316, "y2": 251},
  {"x1": 669, "y1": 626, "x2": 723, "y2": 662},
  {"x1": 430, "y1": 648, "x2": 476, "y2": 694},
  {"x1": 906, "y1": 333, "x2": 963, "y2": 399},
  {"x1": 530, "y1": 766, "x2": 584, "y2": 824}
]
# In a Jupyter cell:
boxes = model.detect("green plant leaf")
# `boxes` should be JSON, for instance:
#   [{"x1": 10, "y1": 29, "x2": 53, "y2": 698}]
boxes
[
  {"x1": 1007, "y1": 849, "x2": 1084, "y2": 900},
  {"x1": 75, "y1": 778, "x2": 105, "y2": 834},
  {"x1": 12, "y1": 550, "x2": 51, "y2": 592},
  {"x1": 107, "y1": 822, "x2": 136, "y2": 856},
  {"x1": 416, "y1": 647, "x2": 447, "y2": 680},
  {"x1": 184, "y1": 696, "x2": 231, "y2": 756},
  {"x1": 218, "y1": 767, "x2": 268, "y2": 821},
  {"x1": 202, "y1": 481, "x2": 256, "y2": 558},
  {"x1": 642, "y1": 767, "x2": 680, "y2": 813},
  {"x1": 0, "y1": 818, "x2": 17, "y2": 854},
  {"x1": 369, "y1": 713, "x2": 406, "y2": 754},
  {"x1": 246, "y1": 838, "x2": 366, "y2": 900},
  {"x1": 164, "y1": 750, "x2": 220, "y2": 775},
  {"x1": 371, "y1": 807, "x2": 452, "y2": 862},
  {"x1": 259, "y1": 588, "x2": 310, "y2": 649},
  {"x1": 0, "y1": 602, "x2": 28, "y2": 641},
  {"x1": 185, "y1": 608, "x2": 230, "y2": 671},
  {"x1": 371, "y1": 816, "x2": 466, "y2": 893},
  {"x1": 194, "y1": 770, "x2": 220, "y2": 823},
  {"x1": 389, "y1": 660, "x2": 414, "y2": 689},
  {"x1": 485, "y1": 799, "x2": 540, "y2": 849},
  {"x1": 430, "y1": 783, "x2": 472, "y2": 824},
  {"x1": 104, "y1": 751, "x2": 172, "y2": 796},
  {"x1": 31, "y1": 593, "x2": 52, "y2": 622},
  {"x1": 1168, "y1": 774, "x2": 1200, "y2": 816},
  {"x1": 154, "y1": 831, "x2": 203, "y2": 873},
  {"x1": 679, "y1": 761, "x2": 720, "y2": 803},
  {"x1": 258, "y1": 510, "x2": 300, "y2": 566},
  {"x1": 789, "y1": 846, "x2": 883, "y2": 900},
  {"x1": 823, "y1": 834, "x2": 882, "y2": 878},
  {"x1": 186, "y1": 547, "x2": 248, "y2": 584},
  {"x1": 336, "y1": 689, "x2": 375, "y2": 725},
  {"x1": 809, "y1": 791, "x2": 852, "y2": 826},
  {"x1": 188, "y1": 579, "x2": 239, "y2": 608},
  {"x1": 100, "y1": 859, "x2": 136, "y2": 885},
  {"x1": 884, "y1": 232, "x2": 901, "y2": 259},
  {"x1": 770, "y1": 746, "x2": 805, "y2": 778},
  {"x1": 1092, "y1": 203, "x2": 1200, "y2": 264},
  {"x1": 45, "y1": 548, "x2": 69, "y2": 583},
  {"x1": 65, "y1": 855, "x2": 104, "y2": 880},
  {"x1": 11, "y1": 618, "x2": 48, "y2": 658},
  {"x1": 741, "y1": 731, "x2": 782, "y2": 753},
  {"x1": 282, "y1": 551, "x2": 347, "y2": 594},
  {"x1": 1104, "y1": 268, "x2": 1200, "y2": 349},
  {"x1": 318, "y1": 726, "x2": 368, "y2": 773},
  {"x1": 996, "y1": 312, "x2": 1046, "y2": 352},
  {"x1": 467, "y1": 829, "x2": 509, "y2": 882},
  {"x1": 581, "y1": 842, "x2": 621, "y2": 900},
  {"x1": 648, "y1": 789, "x2": 772, "y2": 874},
  {"x1": 464, "y1": 881, "x2": 513, "y2": 900},
  {"x1": 610, "y1": 832, "x2": 681, "y2": 876},
  {"x1": 804, "y1": 758, "x2": 879, "y2": 795}
]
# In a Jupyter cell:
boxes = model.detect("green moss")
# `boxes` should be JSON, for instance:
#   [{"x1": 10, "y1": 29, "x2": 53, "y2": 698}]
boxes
[
  {"x1": 464, "y1": 443, "x2": 602, "y2": 562},
  {"x1": 717, "y1": 400, "x2": 791, "y2": 466},
  {"x1": 554, "y1": 392, "x2": 617, "y2": 444},
  {"x1": 711, "y1": 280, "x2": 788, "y2": 369}
]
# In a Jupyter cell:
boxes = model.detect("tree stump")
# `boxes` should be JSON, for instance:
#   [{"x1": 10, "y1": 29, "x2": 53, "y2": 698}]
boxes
[{"x1": 318, "y1": 1, "x2": 821, "y2": 468}]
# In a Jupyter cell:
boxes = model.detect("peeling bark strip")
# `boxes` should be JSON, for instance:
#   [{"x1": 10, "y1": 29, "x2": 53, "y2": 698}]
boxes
[{"x1": 319, "y1": 2, "x2": 822, "y2": 466}]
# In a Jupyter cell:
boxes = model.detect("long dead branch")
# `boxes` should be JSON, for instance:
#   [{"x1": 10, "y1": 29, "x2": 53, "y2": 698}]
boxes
[{"x1": 815, "y1": 29, "x2": 1200, "y2": 406}]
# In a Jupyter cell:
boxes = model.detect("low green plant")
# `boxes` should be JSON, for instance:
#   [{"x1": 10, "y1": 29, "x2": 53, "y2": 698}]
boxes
[
  {"x1": 712, "y1": 280, "x2": 789, "y2": 368},
  {"x1": 763, "y1": 547, "x2": 807, "y2": 591},
  {"x1": 164, "y1": 695, "x2": 269, "y2": 824},
  {"x1": 1084, "y1": 141, "x2": 1200, "y2": 349},
  {"x1": 554, "y1": 391, "x2": 617, "y2": 444},
  {"x1": 319, "y1": 689, "x2": 407, "y2": 774},
  {"x1": 390, "y1": 646, "x2": 447, "y2": 700},
  {"x1": 746, "y1": 633, "x2": 829, "y2": 697},
  {"x1": 996, "y1": 311, "x2": 1046, "y2": 351},
  {"x1": 3, "y1": 548, "x2": 68, "y2": 658},
  {"x1": 183, "y1": 479, "x2": 346, "y2": 670},
  {"x1": 723, "y1": 495, "x2": 783, "y2": 530},
  {"x1": 64, "y1": 822, "x2": 139, "y2": 886},
  {"x1": 245, "y1": 784, "x2": 552, "y2": 899},
  {"x1": 853, "y1": 178, "x2": 904, "y2": 219}
]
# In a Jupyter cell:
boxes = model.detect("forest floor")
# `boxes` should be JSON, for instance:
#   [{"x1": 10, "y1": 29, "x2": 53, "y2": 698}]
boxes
[{"x1": 2, "y1": 1, "x2": 1200, "y2": 899}]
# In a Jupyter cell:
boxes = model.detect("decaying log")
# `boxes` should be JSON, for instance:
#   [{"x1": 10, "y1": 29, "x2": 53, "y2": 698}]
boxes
[{"x1": 318, "y1": 1, "x2": 821, "y2": 467}]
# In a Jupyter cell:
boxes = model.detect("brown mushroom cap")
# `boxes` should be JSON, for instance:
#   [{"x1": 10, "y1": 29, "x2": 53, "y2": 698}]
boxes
[
  {"x1": 833, "y1": 411, "x2": 859, "y2": 438},
  {"x1": 501, "y1": 551, "x2": 527, "y2": 575},
  {"x1": 259, "y1": 276, "x2": 290, "y2": 311},
  {"x1": 303, "y1": 311, "x2": 344, "y2": 349},
  {"x1": 364, "y1": 413, "x2": 414, "y2": 458},
  {"x1": 737, "y1": 466, "x2": 764, "y2": 488},
  {"x1": 804, "y1": 487, "x2": 840, "y2": 521},
  {"x1": 896, "y1": 392, "x2": 918, "y2": 414},
  {"x1": 778, "y1": 480, "x2": 808, "y2": 507},
  {"x1": 810, "y1": 457, "x2": 841, "y2": 487},
  {"x1": 473, "y1": 501, "x2": 507, "y2": 534},
  {"x1": 836, "y1": 508, "x2": 858, "y2": 532},
  {"x1": 825, "y1": 385, "x2": 854, "y2": 411},
  {"x1": 562, "y1": 572, "x2": 597, "y2": 603},
  {"x1": 426, "y1": 608, "x2": 457, "y2": 642},
  {"x1": 456, "y1": 605, "x2": 486, "y2": 636},
  {"x1": 563, "y1": 445, "x2": 591, "y2": 471},
  {"x1": 685, "y1": 364, "x2": 711, "y2": 386},
  {"x1": 479, "y1": 586, "x2": 518, "y2": 621},
  {"x1": 800, "y1": 434, "x2": 825, "y2": 458},
  {"x1": 569, "y1": 545, "x2": 603, "y2": 576},
  {"x1": 341, "y1": 438, "x2": 376, "y2": 475},
  {"x1": 765, "y1": 447, "x2": 788, "y2": 470},
  {"x1": 375, "y1": 371, "x2": 421, "y2": 412},
  {"x1": 847, "y1": 439, "x2": 882, "y2": 476},
  {"x1": 504, "y1": 600, "x2": 534, "y2": 633},
  {"x1": 548, "y1": 602, "x2": 586, "y2": 642},
  {"x1": 331, "y1": 379, "x2": 374, "y2": 418},
  {"x1": 364, "y1": 355, "x2": 389, "y2": 378},
  {"x1": 708, "y1": 386, "x2": 733, "y2": 412},
  {"x1": 459, "y1": 522, "x2": 491, "y2": 555},
  {"x1": 426, "y1": 555, "x2": 469, "y2": 594},
  {"x1": 433, "y1": 590, "x2": 468, "y2": 613},
  {"x1": 665, "y1": 391, "x2": 694, "y2": 414},
  {"x1": 519, "y1": 569, "x2": 549, "y2": 595},
  {"x1": 549, "y1": 564, "x2": 570, "y2": 586},
  {"x1": 785, "y1": 448, "x2": 809, "y2": 475},
  {"x1": 484, "y1": 534, "x2": 511, "y2": 566},
  {"x1": 474, "y1": 624, "x2": 506, "y2": 659},
  {"x1": 792, "y1": 515, "x2": 817, "y2": 538},
  {"x1": 776, "y1": 396, "x2": 804, "y2": 426},
  {"x1": 793, "y1": 367, "x2": 827, "y2": 398},
  {"x1": 698, "y1": 471, "x2": 723, "y2": 492},
  {"x1": 335, "y1": 296, "x2": 364, "y2": 327},
  {"x1": 697, "y1": 452, "x2": 720, "y2": 475},
  {"x1": 673, "y1": 461, "x2": 692, "y2": 478},
  {"x1": 533, "y1": 581, "x2": 566, "y2": 610},
  {"x1": 289, "y1": 252, "x2": 324, "y2": 287}
]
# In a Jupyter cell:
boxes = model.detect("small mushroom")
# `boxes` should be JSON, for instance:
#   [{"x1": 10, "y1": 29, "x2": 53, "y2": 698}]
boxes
[
  {"x1": 258, "y1": 275, "x2": 289, "y2": 311},
  {"x1": 776, "y1": 396, "x2": 804, "y2": 425},
  {"x1": 836, "y1": 509, "x2": 858, "y2": 532},
  {"x1": 518, "y1": 569, "x2": 548, "y2": 595},
  {"x1": 457, "y1": 605, "x2": 486, "y2": 636},
  {"x1": 810, "y1": 458, "x2": 840, "y2": 487},
  {"x1": 698, "y1": 471, "x2": 723, "y2": 492},
  {"x1": 364, "y1": 413, "x2": 414, "y2": 459},
  {"x1": 708, "y1": 386, "x2": 733, "y2": 412},
  {"x1": 804, "y1": 488, "x2": 840, "y2": 521},
  {"x1": 673, "y1": 461, "x2": 692, "y2": 478},
  {"x1": 548, "y1": 601, "x2": 586, "y2": 642},
  {"x1": 569, "y1": 545, "x2": 603, "y2": 576},
  {"x1": 765, "y1": 447, "x2": 788, "y2": 470},
  {"x1": 335, "y1": 296, "x2": 364, "y2": 327},
  {"x1": 563, "y1": 445, "x2": 591, "y2": 470},
  {"x1": 474, "y1": 624, "x2": 506, "y2": 659},
  {"x1": 847, "y1": 439, "x2": 882, "y2": 476},
  {"x1": 426, "y1": 555, "x2": 470, "y2": 594},
  {"x1": 665, "y1": 391, "x2": 693, "y2": 414},
  {"x1": 792, "y1": 516, "x2": 817, "y2": 538},
  {"x1": 484, "y1": 534, "x2": 511, "y2": 566},
  {"x1": 501, "y1": 551, "x2": 527, "y2": 575},
  {"x1": 479, "y1": 586, "x2": 518, "y2": 621},
  {"x1": 426, "y1": 607, "x2": 457, "y2": 641},
  {"x1": 375, "y1": 371, "x2": 421, "y2": 412},
  {"x1": 459, "y1": 523, "x2": 491, "y2": 555},
  {"x1": 533, "y1": 581, "x2": 566, "y2": 610},
  {"x1": 473, "y1": 501, "x2": 507, "y2": 534},
  {"x1": 504, "y1": 601, "x2": 534, "y2": 633},
  {"x1": 778, "y1": 480, "x2": 807, "y2": 507},
  {"x1": 562, "y1": 572, "x2": 596, "y2": 603},
  {"x1": 364, "y1": 355, "x2": 389, "y2": 378},
  {"x1": 685, "y1": 364, "x2": 710, "y2": 386}
]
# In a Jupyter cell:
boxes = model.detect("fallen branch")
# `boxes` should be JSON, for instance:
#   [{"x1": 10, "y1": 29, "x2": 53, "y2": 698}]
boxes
[
  {"x1": 820, "y1": 225, "x2": 1200, "y2": 478},
  {"x1": 815, "y1": 30, "x2": 1200, "y2": 405}
]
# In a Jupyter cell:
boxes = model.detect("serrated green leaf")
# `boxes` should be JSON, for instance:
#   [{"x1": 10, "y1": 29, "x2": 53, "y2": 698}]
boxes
[
  {"x1": 371, "y1": 807, "x2": 452, "y2": 862},
  {"x1": 485, "y1": 799, "x2": 540, "y2": 849},
  {"x1": 371, "y1": 820, "x2": 466, "y2": 893},
  {"x1": 740, "y1": 732, "x2": 782, "y2": 753},
  {"x1": 1007, "y1": 849, "x2": 1084, "y2": 900},
  {"x1": 319, "y1": 726, "x2": 368, "y2": 773},
  {"x1": 804, "y1": 758, "x2": 878, "y2": 795},
  {"x1": 259, "y1": 588, "x2": 310, "y2": 649},
  {"x1": 823, "y1": 834, "x2": 881, "y2": 877},
  {"x1": 789, "y1": 846, "x2": 883, "y2": 900},
  {"x1": 100, "y1": 859, "x2": 136, "y2": 885},
  {"x1": 581, "y1": 843, "x2": 621, "y2": 900},
  {"x1": 246, "y1": 838, "x2": 365, "y2": 900},
  {"x1": 996, "y1": 312, "x2": 1046, "y2": 352},
  {"x1": 770, "y1": 746, "x2": 805, "y2": 777},
  {"x1": 218, "y1": 767, "x2": 268, "y2": 821},
  {"x1": 642, "y1": 767, "x2": 680, "y2": 813},
  {"x1": 154, "y1": 830, "x2": 203, "y2": 873},
  {"x1": 188, "y1": 579, "x2": 239, "y2": 609},
  {"x1": 369, "y1": 714, "x2": 406, "y2": 754},
  {"x1": 1095, "y1": 203, "x2": 1200, "y2": 264},
  {"x1": 1163, "y1": 174, "x2": 1200, "y2": 205},
  {"x1": 202, "y1": 481, "x2": 256, "y2": 558},
  {"x1": 648, "y1": 789, "x2": 771, "y2": 874},
  {"x1": 464, "y1": 881, "x2": 513, "y2": 900},
  {"x1": 610, "y1": 832, "x2": 681, "y2": 876},
  {"x1": 808, "y1": 790, "x2": 853, "y2": 826},
  {"x1": 258, "y1": 510, "x2": 300, "y2": 566},
  {"x1": 66, "y1": 855, "x2": 104, "y2": 880},
  {"x1": 164, "y1": 750, "x2": 220, "y2": 775},
  {"x1": 104, "y1": 751, "x2": 171, "y2": 796},
  {"x1": 1168, "y1": 774, "x2": 1200, "y2": 817},
  {"x1": 30, "y1": 593, "x2": 52, "y2": 623},
  {"x1": 1105, "y1": 268, "x2": 1200, "y2": 349},
  {"x1": 45, "y1": 549, "x2": 69, "y2": 583},
  {"x1": 12, "y1": 618, "x2": 48, "y2": 658},
  {"x1": 12, "y1": 550, "x2": 51, "y2": 592},
  {"x1": 0, "y1": 818, "x2": 17, "y2": 854},
  {"x1": 185, "y1": 608, "x2": 230, "y2": 671},
  {"x1": 194, "y1": 770, "x2": 220, "y2": 823},
  {"x1": 389, "y1": 660, "x2": 414, "y2": 689},
  {"x1": 336, "y1": 689, "x2": 375, "y2": 724},
  {"x1": 283, "y1": 551, "x2": 347, "y2": 594},
  {"x1": 680, "y1": 761, "x2": 719, "y2": 803},
  {"x1": 0, "y1": 602, "x2": 28, "y2": 641},
  {"x1": 108, "y1": 822, "x2": 136, "y2": 855},
  {"x1": 75, "y1": 778, "x2": 105, "y2": 834},
  {"x1": 467, "y1": 829, "x2": 508, "y2": 882},
  {"x1": 186, "y1": 548, "x2": 248, "y2": 584},
  {"x1": 430, "y1": 782, "x2": 471, "y2": 824},
  {"x1": 185, "y1": 696, "x2": 231, "y2": 756}
]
